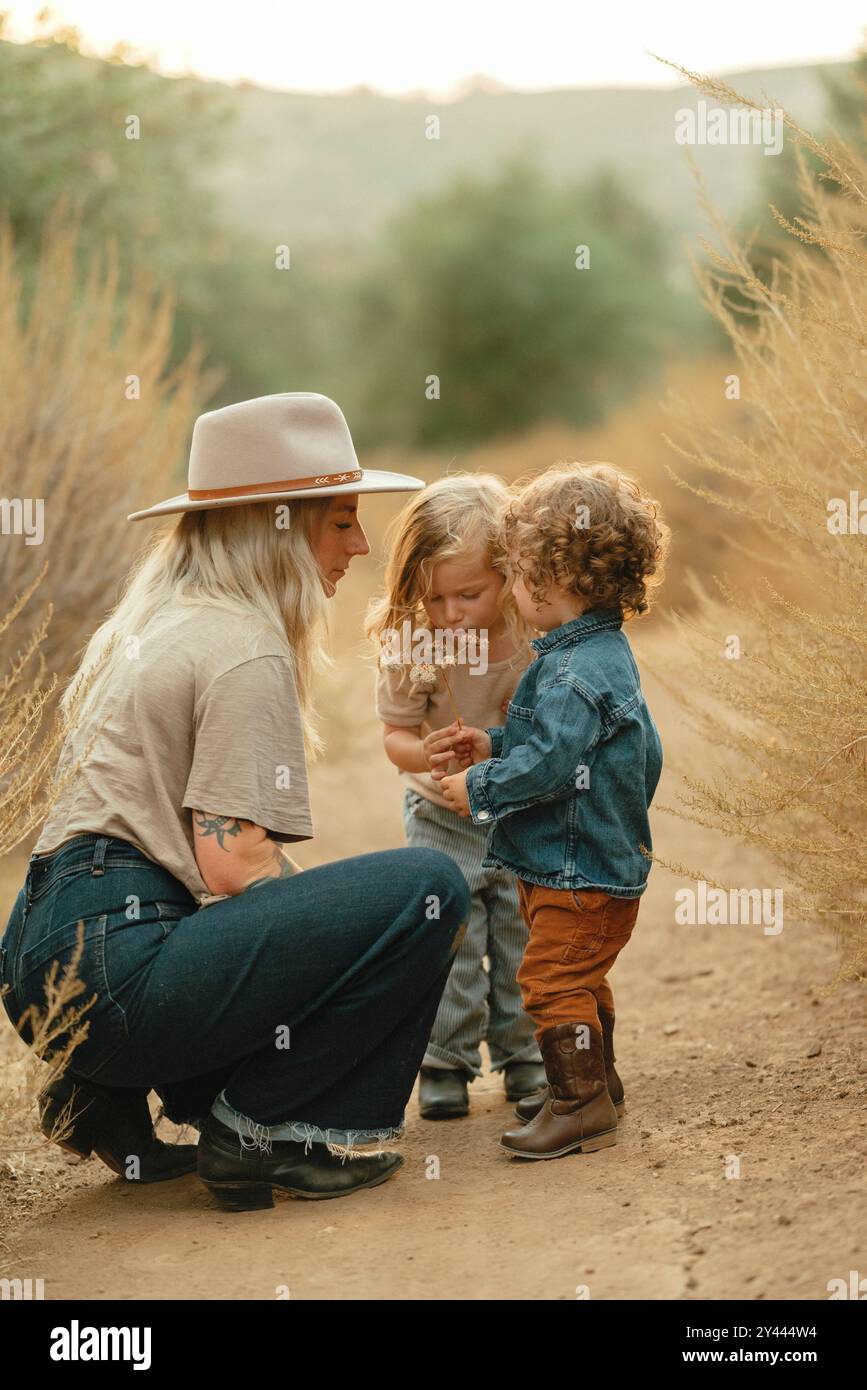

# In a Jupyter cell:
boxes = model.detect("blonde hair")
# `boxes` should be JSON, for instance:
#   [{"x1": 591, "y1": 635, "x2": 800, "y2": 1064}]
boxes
[
  {"x1": 504, "y1": 462, "x2": 670, "y2": 621},
  {"x1": 58, "y1": 500, "x2": 335, "y2": 763},
  {"x1": 364, "y1": 472, "x2": 536, "y2": 665}
]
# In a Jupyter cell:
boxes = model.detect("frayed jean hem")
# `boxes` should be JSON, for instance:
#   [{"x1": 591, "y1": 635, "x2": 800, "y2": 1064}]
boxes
[{"x1": 211, "y1": 1090, "x2": 405, "y2": 1160}]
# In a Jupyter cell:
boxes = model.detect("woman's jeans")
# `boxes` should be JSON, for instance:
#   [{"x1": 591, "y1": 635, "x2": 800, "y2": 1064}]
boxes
[{"x1": 0, "y1": 834, "x2": 470, "y2": 1153}]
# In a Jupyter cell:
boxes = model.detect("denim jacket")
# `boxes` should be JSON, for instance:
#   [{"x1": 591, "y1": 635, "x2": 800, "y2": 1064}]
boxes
[{"x1": 464, "y1": 606, "x2": 663, "y2": 896}]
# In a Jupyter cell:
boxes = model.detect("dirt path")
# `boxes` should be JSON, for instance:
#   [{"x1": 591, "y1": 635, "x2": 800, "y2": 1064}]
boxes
[{"x1": 2, "y1": 634, "x2": 865, "y2": 1300}]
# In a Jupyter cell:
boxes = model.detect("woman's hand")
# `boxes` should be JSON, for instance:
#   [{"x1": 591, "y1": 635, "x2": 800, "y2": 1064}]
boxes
[
  {"x1": 425, "y1": 722, "x2": 492, "y2": 781},
  {"x1": 441, "y1": 768, "x2": 472, "y2": 817}
]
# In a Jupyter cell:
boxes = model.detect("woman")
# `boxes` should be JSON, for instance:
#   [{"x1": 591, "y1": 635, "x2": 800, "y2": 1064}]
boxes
[{"x1": 0, "y1": 392, "x2": 471, "y2": 1212}]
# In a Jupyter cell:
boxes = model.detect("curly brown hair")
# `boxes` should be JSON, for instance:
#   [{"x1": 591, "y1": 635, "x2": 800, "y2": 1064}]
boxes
[{"x1": 502, "y1": 462, "x2": 670, "y2": 621}]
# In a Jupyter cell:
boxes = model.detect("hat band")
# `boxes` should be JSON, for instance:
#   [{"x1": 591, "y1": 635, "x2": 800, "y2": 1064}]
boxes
[{"x1": 188, "y1": 469, "x2": 363, "y2": 501}]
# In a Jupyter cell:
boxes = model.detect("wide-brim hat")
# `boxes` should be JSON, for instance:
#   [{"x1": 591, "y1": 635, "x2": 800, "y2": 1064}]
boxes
[{"x1": 127, "y1": 391, "x2": 424, "y2": 522}]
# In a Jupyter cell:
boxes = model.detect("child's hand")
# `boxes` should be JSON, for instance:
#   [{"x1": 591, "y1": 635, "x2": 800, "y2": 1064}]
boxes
[
  {"x1": 441, "y1": 768, "x2": 472, "y2": 818},
  {"x1": 425, "y1": 722, "x2": 492, "y2": 781}
]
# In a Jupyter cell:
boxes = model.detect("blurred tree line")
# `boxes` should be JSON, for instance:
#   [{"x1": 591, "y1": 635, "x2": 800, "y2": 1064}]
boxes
[{"x1": 0, "y1": 13, "x2": 719, "y2": 451}]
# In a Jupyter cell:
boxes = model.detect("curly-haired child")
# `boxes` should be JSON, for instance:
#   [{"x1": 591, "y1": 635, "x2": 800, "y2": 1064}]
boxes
[
  {"x1": 435, "y1": 461, "x2": 670, "y2": 1159},
  {"x1": 366, "y1": 473, "x2": 547, "y2": 1119}
]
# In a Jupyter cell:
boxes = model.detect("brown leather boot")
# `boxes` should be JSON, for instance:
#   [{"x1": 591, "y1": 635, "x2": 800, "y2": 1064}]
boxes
[
  {"x1": 513, "y1": 1006, "x2": 625, "y2": 1124},
  {"x1": 500, "y1": 1022, "x2": 617, "y2": 1159},
  {"x1": 599, "y1": 1007, "x2": 625, "y2": 1115}
]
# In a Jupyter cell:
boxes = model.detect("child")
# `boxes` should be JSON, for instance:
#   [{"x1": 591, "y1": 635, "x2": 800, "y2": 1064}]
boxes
[
  {"x1": 436, "y1": 462, "x2": 670, "y2": 1158},
  {"x1": 366, "y1": 473, "x2": 547, "y2": 1119}
]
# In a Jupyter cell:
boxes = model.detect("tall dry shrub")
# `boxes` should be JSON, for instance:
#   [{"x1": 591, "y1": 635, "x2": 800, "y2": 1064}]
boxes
[
  {"x1": 648, "y1": 63, "x2": 867, "y2": 987},
  {"x1": 0, "y1": 195, "x2": 218, "y2": 685},
  {"x1": 0, "y1": 566, "x2": 109, "y2": 1189},
  {"x1": 0, "y1": 203, "x2": 214, "y2": 1192}
]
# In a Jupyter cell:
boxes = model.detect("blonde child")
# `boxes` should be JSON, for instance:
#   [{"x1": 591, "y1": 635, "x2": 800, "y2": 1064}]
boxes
[
  {"x1": 366, "y1": 473, "x2": 546, "y2": 1118},
  {"x1": 436, "y1": 462, "x2": 670, "y2": 1158}
]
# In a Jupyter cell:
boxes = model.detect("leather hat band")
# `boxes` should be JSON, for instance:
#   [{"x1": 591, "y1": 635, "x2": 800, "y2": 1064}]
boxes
[{"x1": 188, "y1": 469, "x2": 364, "y2": 500}]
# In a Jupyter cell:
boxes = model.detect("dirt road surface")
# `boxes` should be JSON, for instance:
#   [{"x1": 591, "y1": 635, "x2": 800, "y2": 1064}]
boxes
[{"x1": 2, "y1": 629, "x2": 864, "y2": 1300}]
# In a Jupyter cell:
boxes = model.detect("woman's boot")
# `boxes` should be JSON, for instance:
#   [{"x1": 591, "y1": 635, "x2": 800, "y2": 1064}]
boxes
[
  {"x1": 38, "y1": 1073, "x2": 198, "y2": 1182},
  {"x1": 500, "y1": 1022, "x2": 617, "y2": 1159},
  {"x1": 512, "y1": 1006, "x2": 624, "y2": 1123},
  {"x1": 197, "y1": 1112, "x2": 405, "y2": 1211}
]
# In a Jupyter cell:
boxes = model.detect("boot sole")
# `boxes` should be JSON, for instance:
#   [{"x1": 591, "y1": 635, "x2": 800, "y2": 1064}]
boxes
[
  {"x1": 201, "y1": 1155, "x2": 405, "y2": 1211},
  {"x1": 500, "y1": 1125, "x2": 618, "y2": 1159},
  {"x1": 419, "y1": 1106, "x2": 469, "y2": 1120}
]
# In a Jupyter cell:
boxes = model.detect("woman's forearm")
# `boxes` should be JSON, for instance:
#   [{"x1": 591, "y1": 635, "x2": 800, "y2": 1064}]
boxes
[
  {"x1": 240, "y1": 842, "x2": 303, "y2": 892},
  {"x1": 191, "y1": 810, "x2": 303, "y2": 896}
]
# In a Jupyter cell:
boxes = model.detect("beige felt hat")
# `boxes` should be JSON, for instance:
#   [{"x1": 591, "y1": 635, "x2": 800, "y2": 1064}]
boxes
[{"x1": 127, "y1": 392, "x2": 424, "y2": 522}]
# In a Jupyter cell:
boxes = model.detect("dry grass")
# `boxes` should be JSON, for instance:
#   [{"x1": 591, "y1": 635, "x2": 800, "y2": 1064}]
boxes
[
  {"x1": 642, "y1": 65, "x2": 867, "y2": 986},
  {"x1": 0, "y1": 563, "x2": 112, "y2": 1226},
  {"x1": 0, "y1": 562, "x2": 119, "y2": 854},
  {"x1": 0, "y1": 195, "x2": 217, "y2": 686}
]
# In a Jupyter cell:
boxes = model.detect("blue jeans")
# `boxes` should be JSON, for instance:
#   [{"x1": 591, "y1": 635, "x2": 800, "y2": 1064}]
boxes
[{"x1": 0, "y1": 834, "x2": 470, "y2": 1153}]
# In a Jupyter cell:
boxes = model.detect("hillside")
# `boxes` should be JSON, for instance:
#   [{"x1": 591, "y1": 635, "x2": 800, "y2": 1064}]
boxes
[
  {"x1": 199, "y1": 61, "x2": 855, "y2": 242},
  {"x1": 0, "y1": 35, "x2": 854, "y2": 245}
]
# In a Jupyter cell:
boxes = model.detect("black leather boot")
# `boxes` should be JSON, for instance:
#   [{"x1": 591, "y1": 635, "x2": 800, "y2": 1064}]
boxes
[
  {"x1": 418, "y1": 1067, "x2": 469, "y2": 1119},
  {"x1": 513, "y1": 1007, "x2": 625, "y2": 1123},
  {"x1": 503, "y1": 1061, "x2": 547, "y2": 1101},
  {"x1": 197, "y1": 1112, "x2": 404, "y2": 1210},
  {"x1": 38, "y1": 1073, "x2": 197, "y2": 1182}
]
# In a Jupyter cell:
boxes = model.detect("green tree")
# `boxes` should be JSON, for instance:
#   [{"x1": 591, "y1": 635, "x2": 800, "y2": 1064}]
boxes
[{"x1": 350, "y1": 155, "x2": 707, "y2": 447}]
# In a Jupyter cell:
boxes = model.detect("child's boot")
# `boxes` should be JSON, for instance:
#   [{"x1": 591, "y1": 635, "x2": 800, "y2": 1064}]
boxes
[
  {"x1": 418, "y1": 1067, "x2": 469, "y2": 1119},
  {"x1": 502, "y1": 1061, "x2": 546, "y2": 1101},
  {"x1": 598, "y1": 1006, "x2": 624, "y2": 1116},
  {"x1": 500, "y1": 1022, "x2": 617, "y2": 1159},
  {"x1": 512, "y1": 1005, "x2": 624, "y2": 1123}
]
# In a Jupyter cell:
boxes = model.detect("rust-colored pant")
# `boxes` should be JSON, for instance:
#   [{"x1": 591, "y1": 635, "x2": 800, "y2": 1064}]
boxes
[{"x1": 515, "y1": 881, "x2": 641, "y2": 1041}]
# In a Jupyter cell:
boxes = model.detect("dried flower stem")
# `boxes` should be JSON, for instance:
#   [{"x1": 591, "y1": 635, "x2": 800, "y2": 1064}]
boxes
[{"x1": 437, "y1": 664, "x2": 463, "y2": 732}]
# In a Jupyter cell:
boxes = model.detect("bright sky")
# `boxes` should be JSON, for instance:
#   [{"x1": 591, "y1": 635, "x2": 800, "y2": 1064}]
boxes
[{"x1": 3, "y1": 0, "x2": 864, "y2": 96}]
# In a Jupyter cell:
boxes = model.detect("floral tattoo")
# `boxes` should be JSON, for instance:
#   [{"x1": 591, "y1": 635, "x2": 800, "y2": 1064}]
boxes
[{"x1": 193, "y1": 812, "x2": 244, "y2": 850}]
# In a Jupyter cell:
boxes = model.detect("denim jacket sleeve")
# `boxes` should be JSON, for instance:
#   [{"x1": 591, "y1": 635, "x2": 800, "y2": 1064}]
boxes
[
  {"x1": 466, "y1": 677, "x2": 602, "y2": 822},
  {"x1": 485, "y1": 725, "x2": 505, "y2": 758}
]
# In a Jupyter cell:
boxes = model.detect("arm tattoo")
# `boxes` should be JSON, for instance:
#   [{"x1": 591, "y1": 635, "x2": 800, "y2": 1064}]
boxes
[
  {"x1": 243, "y1": 844, "x2": 298, "y2": 893},
  {"x1": 193, "y1": 812, "x2": 244, "y2": 850}
]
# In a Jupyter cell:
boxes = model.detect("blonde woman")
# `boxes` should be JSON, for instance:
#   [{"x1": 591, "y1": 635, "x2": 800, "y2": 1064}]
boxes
[
  {"x1": 368, "y1": 475, "x2": 545, "y2": 1119},
  {"x1": 0, "y1": 394, "x2": 470, "y2": 1212}
]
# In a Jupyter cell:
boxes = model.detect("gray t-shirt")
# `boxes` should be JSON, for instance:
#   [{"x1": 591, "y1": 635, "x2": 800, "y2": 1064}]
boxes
[{"x1": 33, "y1": 599, "x2": 313, "y2": 908}]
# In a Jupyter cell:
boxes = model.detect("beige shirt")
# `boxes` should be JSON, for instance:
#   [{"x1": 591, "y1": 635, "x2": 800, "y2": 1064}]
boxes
[
  {"x1": 374, "y1": 643, "x2": 535, "y2": 810},
  {"x1": 33, "y1": 599, "x2": 313, "y2": 908}
]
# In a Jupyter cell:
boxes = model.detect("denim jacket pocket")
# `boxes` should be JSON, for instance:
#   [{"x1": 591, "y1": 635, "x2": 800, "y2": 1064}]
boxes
[{"x1": 14, "y1": 911, "x2": 131, "y2": 1081}]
